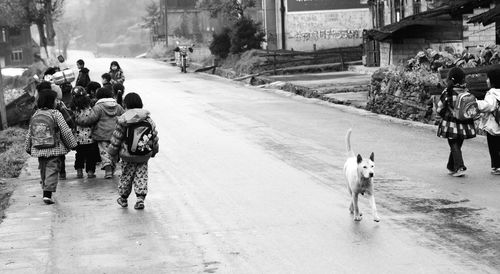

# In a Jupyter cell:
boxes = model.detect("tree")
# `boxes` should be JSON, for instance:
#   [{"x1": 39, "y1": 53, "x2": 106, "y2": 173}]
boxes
[
  {"x1": 197, "y1": 0, "x2": 256, "y2": 22},
  {"x1": 38, "y1": 0, "x2": 65, "y2": 60},
  {"x1": 230, "y1": 16, "x2": 265, "y2": 54},
  {"x1": 209, "y1": 28, "x2": 231, "y2": 58},
  {"x1": 141, "y1": 1, "x2": 161, "y2": 45},
  {"x1": 173, "y1": 13, "x2": 190, "y2": 39},
  {"x1": 55, "y1": 17, "x2": 78, "y2": 58},
  {"x1": 142, "y1": 1, "x2": 160, "y2": 30},
  {"x1": 0, "y1": 0, "x2": 65, "y2": 61}
]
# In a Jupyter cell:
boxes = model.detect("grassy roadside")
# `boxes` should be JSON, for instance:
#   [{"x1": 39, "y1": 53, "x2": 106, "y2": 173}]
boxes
[{"x1": 0, "y1": 127, "x2": 29, "y2": 224}]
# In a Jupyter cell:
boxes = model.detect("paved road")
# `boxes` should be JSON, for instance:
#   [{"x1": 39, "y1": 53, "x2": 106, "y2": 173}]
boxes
[{"x1": 1, "y1": 54, "x2": 499, "y2": 273}]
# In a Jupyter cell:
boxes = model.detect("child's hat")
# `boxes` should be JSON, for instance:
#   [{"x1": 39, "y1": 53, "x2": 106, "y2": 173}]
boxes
[{"x1": 72, "y1": 86, "x2": 87, "y2": 96}]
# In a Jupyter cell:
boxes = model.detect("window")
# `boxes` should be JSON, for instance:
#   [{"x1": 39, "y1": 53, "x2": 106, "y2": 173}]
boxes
[
  {"x1": 413, "y1": 0, "x2": 421, "y2": 15},
  {"x1": 8, "y1": 27, "x2": 21, "y2": 36},
  {"x1": 11, "y1": 49, "x2": 23, "y2": 62}
]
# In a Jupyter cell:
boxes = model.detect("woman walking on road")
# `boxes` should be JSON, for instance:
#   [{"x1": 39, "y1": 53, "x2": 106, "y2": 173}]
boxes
[
  {"x1": 109, "y1": 61, "x2": 125, "y2": 85},
  {"x1": 436, "y1": 67, "x2": 476, "y2": 177},
  {"x1": 477, "y1": 69, "x2": 500, "y2": 174}
]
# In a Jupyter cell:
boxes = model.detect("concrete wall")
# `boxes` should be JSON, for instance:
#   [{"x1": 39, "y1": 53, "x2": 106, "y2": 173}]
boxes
[
  {"x1": 379, "y1": 39, "x2": 429, "y2": 67},
  {"x1": 286, "y1": 8, "x2": 371, "y2": 51}
]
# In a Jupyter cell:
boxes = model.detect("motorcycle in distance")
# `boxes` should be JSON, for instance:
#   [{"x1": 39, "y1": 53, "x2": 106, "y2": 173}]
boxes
[{"x1": 174, "y1": 44, "x2": 194, "y2": 73}]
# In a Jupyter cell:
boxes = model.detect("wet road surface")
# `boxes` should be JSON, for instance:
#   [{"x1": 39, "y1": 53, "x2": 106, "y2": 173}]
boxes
[{"x1": 0, "y1": 53, "x2": 499, "y2": 273}]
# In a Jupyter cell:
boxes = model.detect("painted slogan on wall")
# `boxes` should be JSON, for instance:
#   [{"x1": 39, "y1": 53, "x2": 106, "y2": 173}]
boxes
[
  {"x1": 286, "y1": 9, "x2": 370, "y2": 51},
  {"x1": 287, "y1": 0, "x2": 367, "y2": 12}
]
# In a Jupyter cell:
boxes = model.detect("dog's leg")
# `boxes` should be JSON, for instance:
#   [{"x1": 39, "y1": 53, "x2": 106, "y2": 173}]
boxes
[
  {"x1": 348, "y1": 185, "x2": 354, "y2": 214},
  {"x1": 369, "y1": 194, "x2": 380, "y2": 222},
  {"x1": 352, "y1": 193, "x2": 362, "y2": 221}
]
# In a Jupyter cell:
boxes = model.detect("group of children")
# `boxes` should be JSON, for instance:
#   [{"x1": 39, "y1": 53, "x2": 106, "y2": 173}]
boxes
[
  {"x1": 25, "y1": 59, "x2": 159, "y2": 210},
  {"x1": 437, "y1": 67, "x2": 500, "y2": 177}
]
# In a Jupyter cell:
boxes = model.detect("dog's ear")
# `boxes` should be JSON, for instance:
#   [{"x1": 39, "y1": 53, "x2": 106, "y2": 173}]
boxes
[
  {"x1": 357, "y1": 154, "x2": 363, "y2": 164},
  {"x1": 370, "y1": 152, "x2": 374, "y2": 162}
]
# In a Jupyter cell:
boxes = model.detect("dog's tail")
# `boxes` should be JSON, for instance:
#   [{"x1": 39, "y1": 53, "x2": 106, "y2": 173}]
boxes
[{"x1": 346, "y1": 128, "x2": 354, "y2": 157}]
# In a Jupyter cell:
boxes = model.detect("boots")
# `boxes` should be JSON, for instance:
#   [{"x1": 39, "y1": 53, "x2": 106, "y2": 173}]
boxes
[
  {"x1": 104, "y1": 166, "x2": 113, "y2": 179},
  {"x1": 76, "y1": 169, "x2": 83, "y2": 179},
  {"x1": 87, "y1": 170, "x2": 96, "y2": 178}
]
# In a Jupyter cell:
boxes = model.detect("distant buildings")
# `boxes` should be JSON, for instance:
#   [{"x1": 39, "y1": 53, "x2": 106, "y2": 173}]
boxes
[{"x1": 0, "y1": 23, "x2": 36, "y2": 67}]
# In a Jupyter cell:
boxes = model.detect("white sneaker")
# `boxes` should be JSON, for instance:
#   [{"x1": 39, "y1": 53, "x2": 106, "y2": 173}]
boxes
[
  {"x1": 452, "y1": 169, "x2": 465, "y2": 177},
  {"x1": 493, "y1": 168, "x2": 500, "y2": 175}
]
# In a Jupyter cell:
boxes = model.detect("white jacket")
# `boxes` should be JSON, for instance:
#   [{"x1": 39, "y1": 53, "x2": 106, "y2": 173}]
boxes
[{"x1": 477, "y1": 88, "x2": 500, "y2": 135}]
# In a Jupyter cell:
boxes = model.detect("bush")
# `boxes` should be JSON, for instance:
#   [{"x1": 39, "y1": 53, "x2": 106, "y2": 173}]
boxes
[
  {"x1": 230, "y1": 16, "x2": 265, "y2": 54},
  {"x1": 0, "y1": 127, "x2": 29, "y2": 178},
  {"x1": 209, "y1": 28, "x2": 232, "y2": 59}
]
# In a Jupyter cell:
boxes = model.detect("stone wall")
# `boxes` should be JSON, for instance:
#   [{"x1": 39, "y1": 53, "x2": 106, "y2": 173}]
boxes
[
  {"x1": 367, "y1": 68, "x2": 437, "y2": 123},
  {"x1": 285, "y1": 9, "x2": 371, "y2": 51}
]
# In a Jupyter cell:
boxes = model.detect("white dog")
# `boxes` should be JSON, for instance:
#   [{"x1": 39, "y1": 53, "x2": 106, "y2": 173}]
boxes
[{"x1": 343, "y1": 129, "x2": 380, "y2": 222}]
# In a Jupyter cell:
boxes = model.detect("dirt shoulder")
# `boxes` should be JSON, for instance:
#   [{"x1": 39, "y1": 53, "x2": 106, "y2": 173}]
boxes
[
  {"x1": 0, "y1": 179, "x2": 15, "y2": 224},
  {"x1": 0, "y1": 127, "x2": 29, "y2": 225}
]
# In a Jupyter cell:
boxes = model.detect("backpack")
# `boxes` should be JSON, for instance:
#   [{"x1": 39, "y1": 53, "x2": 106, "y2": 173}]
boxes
[
  {"x1": 452, "y1": 92, "x2": 480, "y2": 121},
  {"x1": 125, "y1": 121, "x2": 153, "y2": 156},
  {"x1": 30, "y1": 109, "x2": 59, "y2": 149},
  {"x1": 493, "y1": 99, "x2": 500, "y2": 124}
]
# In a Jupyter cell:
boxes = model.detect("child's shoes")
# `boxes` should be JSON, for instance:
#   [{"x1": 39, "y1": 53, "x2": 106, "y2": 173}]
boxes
[
  {"x1": 134, "y1": 200, "x2": 145, "y2": 210},
  {"x1": 87, "y1": 171, "x2": 96, "y2": 178},
  {"x1": 104, "y1": 166, "x2": 113, "y2": 179},
  {"x1": 76, "y1": 169, "x2": 83, "y2": 178},
  {"x1": 59, "y1": 172, "x2": 66, "y2": 180},
  {"x1": 43, "y1": 191, "x2": 54, "y2": 204},
  {"x1": 117, "y1": 197, "x2": 128, "y2": 207}
]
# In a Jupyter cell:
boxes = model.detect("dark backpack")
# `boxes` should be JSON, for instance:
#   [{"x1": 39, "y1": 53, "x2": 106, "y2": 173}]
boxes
[
  {"x1": 125, "y1": 121, "x2": 153, "y2": 156},
  {"x1": 30, "y1": 109, "x2": 59, "y2": 149},
  {"x1": 452, "y1": 91, "x2": 480, "y2": 121},
  {"x1": 494, "y1": 100, "x2": 500, "y2": 124}
]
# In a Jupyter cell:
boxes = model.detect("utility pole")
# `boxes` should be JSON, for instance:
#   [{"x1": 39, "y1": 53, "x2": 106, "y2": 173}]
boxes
[
  {"x1": 280, "y1": 0, "x2": 286, "y2": 50},
  {"x1": 164, "y1": 0, "x2": 169, "y2": 47},
  {"x1": 0, "y1": 62, "x2": 8, "y2": 130}
]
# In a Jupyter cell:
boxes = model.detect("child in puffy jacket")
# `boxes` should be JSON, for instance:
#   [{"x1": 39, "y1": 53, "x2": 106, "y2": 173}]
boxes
[
  {"x1": 25, "y1": 89, "x2": 77, "y2": 204},
  {"x1": 477, "y1": 68, "x2": 500, "y2": 174},
  {"x1": 108, "y1": 92, "x2": 159, "y2": 210},
  {"x1": 71, "y1": 86, "x2": 101, "y2": 179},
  {"x1": 76, "y1": 88, "x2": 124, "y2": 179}
]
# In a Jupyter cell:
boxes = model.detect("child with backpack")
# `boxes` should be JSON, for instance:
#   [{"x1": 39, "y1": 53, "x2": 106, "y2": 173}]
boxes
[
  {"x1": 71, "y1": 86, "x2": 101, "y2": 179},
  {"x1": 436, "y1": 67, "x2": 477, "y2": 177},
  {"x1": 76, "y1": 88, "x2": 124, "y2": 178},
  {"x1": 25, "y1": 89, "x2": 77, "y2": 204},
  {"x1": 36, "y1": 81, "x2": 76, "y2": 180},
  {"x1": 108, "y1": 93, "x2": 159, "y2": 210},
  {"x1": 477, "y1": 69, "x2": 500, "y2": 175}
]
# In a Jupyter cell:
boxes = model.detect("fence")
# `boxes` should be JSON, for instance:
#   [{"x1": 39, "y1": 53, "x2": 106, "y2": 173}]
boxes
[{"x1": 258, "y1": 46, "x2": 363, "y2": 75}]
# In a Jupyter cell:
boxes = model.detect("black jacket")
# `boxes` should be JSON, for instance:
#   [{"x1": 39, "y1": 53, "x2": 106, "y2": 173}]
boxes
[{"x1": 76, "y1": 68, "x2": 91, "y2": 88}]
